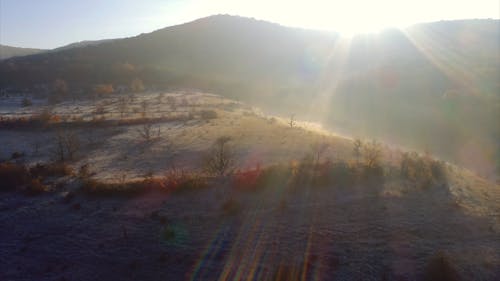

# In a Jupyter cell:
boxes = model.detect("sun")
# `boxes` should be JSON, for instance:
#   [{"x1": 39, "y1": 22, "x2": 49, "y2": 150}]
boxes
[{"x1": 333, "y1": 22, "x2": 394, "y2": 37}]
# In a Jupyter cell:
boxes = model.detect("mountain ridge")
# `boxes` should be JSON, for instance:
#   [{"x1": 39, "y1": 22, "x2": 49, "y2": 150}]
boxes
[{"x1": 0, "y1": 44, "x2": 46, "y2": 60}]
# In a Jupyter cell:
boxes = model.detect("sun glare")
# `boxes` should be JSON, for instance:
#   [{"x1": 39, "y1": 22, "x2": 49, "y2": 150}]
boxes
[
  {"x1": 192, "y1": 0, "x2": 412, "y2": 36},
  {"x1": 334, "y1": 22, "x2": 395, "y2": 37}
]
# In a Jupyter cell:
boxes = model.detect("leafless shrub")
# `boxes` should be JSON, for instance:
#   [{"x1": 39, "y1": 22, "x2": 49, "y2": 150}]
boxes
[
  {"x1": 137, "y1": 122, "x2": 154, "y2": 142},
  {"x1": 353, "y1": 138, "x2": 363, "y2": 164},
  {"x1": 78, "y1": 163, "x2": 91, "y2": 179},
  {"x1": 401, "y1": 151, "x2": 447, "y2": 186},
  {"x1": 51, "y1": 130, "x2": 80, "y2": 162},
  {"x1": 30, "y1": 162, "x2": 73, "y2": 178},
  {"x1": 130, "y1": 78, "x2": 145, "y2": 92},
  {"x1": 36, "y1": 108, "x2": 54, "y2": 124},
  {"x1": 363, "y1": 139, "x2": 382, "y2": 169},
  {"x1": 64, "y1": 132, "x2": 80, "y2": 161},
  {"x1": 221, "y1": 198, "x2": 241, "y2": 215},
  {"x1": 424, "y1": 251, "x2": 461, "y2": 281},
  {"x1": 204, "y1": 136, "x2": 235, "y2": 177},
  {"x1": 11, "y1": 151, "x2": 25, "y2": 160},
  {"x1": 21, "y1": 97, "x2": 33, "y2": 107},
  {"x1": 24, "y1": 178, "x2": 49, "y2": 195}
]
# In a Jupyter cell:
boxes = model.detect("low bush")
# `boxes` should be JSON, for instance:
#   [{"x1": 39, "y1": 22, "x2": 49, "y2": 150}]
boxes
[
  {"x1": 221, "y1": 198, "x2": 241, "y2": 215},
  {"x1": 318, "y1": 160, "x2": 356, "y2": 186},
  {"x1": 23, "y1": 179, "x2": 49, "y2": 195},
  {"x1": 423, "y1": 252, "x2": 461, "y2": 281},
  {"x1": 400, "y1": 152, "x2": 447, "y2": 187},
  {"x1": 21, "y1": 97, "x2": 33, "y2": 107},
  {"x1": 11, "y1": 151, "x2": 25, "y2": 159},
  {"x1": 0, "y1": 110, "x2": 65, "y2": 129},
  {"x1": 362, "y1": 164, "x2": 385, "y2": 183},
  {"x1": 230, "y1": 160, "x2": 362, "y2": 191},
  {"x1": 78, "y1": 163, "x2": 91, "y2": 179},
  {"x1": 81, "y1": 171, "x2": 208, "y2": 197},
  {"x1": 0, "y1": 161, "x2": 74, "y2": 193},
  {"x1": 164, "y1": 168, "x2": 209, "y2": 193},
  {"x1": 0, "y1": 162, "x2": 30, "y2": 191},
  {"x1": 80, "y1": 179, "x2": 145, "y2": 197},
  {"x1": 159, "y1": 223, "x2": 187, "y2": 245},
  {"x1": 256, "y1": 164, "x2": 293, "y2": 188},
  {"x1": 232, "y1": 166, "x2": 263, "y2": 190},
  {"x1": 430, "y1": 160, "x2": 447, "y2": 181},
  {"x1": 30, "y1": 162, "x2": 73, "y2": 178},
  {"x1": 200, "y1": 109, "x2": 218, "y2": 120}
]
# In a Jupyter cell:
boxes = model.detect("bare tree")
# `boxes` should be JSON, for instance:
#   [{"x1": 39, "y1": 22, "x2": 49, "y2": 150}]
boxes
[
  {"x1": 204, "y1": 136, "x2": 235, "y2": 177},
  {"x1": 130, "y1": 78, "x2": 145, "y2": 92},
  {"x1": 311, "y1": 141, "x2": 330, "y2": 167},
  {"x1": 64, "y1": 132, "x2": 80, "y2": 160},
  {"x1": 141, "y1": 100, "x2": 148, "y2": 118},
  {"x1": 52, "y1": 130, "x2": 80, "y2": 162},
  {"x1": 21, "y1": 97, "x2": 33, "y2": 107},
  {"x1": 288, "y1": 114, "x2": 296, "y2": 128},
  {"x1": 353, "y1": 138, "x2": 363, "y2": 164},
  {"x1": 363, "y1": 139, "x2": 382, "y2": 169},
  {"x1": 117, "y1": 97, "x2": 128, "y2": 118},
  {"x1": 137, "y1": 122, "x2": 154, "y2": 142},
  {"x1": 53, "y1": 133, "x2": 66, "y2": 162}
]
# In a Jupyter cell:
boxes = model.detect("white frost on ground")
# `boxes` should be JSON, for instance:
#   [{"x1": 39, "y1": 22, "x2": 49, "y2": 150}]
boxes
[{"x1": 0, "y1": 92, "x2": 499, "y2": 280}]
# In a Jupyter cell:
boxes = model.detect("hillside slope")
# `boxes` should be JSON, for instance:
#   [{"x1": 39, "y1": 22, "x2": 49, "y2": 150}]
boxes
[
  {"x1": 0, "y1": 44, "x2": 45, "y2": 60},
  {"x1": 0, "y1": 15, "x2": 498, "y2": 179},
  {"x1": 0, "y1": 91, "x2": 499, "y2": 281}
]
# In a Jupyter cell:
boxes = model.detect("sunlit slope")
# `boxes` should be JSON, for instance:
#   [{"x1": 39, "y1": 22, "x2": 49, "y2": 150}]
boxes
[
  {"x1": 0, "y1": 16, "x2": 498, "y2": 178},
  {"x1": 1, "y1": 92, "x2": 498, "y2": 217}
]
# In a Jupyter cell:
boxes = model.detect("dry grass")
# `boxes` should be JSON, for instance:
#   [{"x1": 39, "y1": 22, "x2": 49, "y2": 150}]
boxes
[
  {"x1": 80, "y1": 171, "x2": 209, "y2": 197},
  {"x1": 0, "y1": 162, "x2": 67, "y2": 194},
  {"x1": 0, "y1": 162, "x2": 30, "y2": 191}
]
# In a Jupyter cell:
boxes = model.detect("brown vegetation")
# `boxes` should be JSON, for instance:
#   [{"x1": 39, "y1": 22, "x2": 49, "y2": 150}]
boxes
[
  {"x1": 401, "y1": 151, "x2": 447, "y2": 187},
  {"x1": 200, "y1": 109, "x2": 218, "y2": 120},
  {"x1": 0, "y1": 161, "x2": 72, "y2": 193}
]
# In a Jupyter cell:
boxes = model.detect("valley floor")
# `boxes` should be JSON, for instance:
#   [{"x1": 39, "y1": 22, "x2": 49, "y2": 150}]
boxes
[{"x1": 1, "y1": 181, "x2": 499, "y2": 281}]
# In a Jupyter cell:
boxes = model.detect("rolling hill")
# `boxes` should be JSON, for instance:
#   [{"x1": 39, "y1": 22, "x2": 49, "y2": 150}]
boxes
[
  {"x1": 0, "y1": 15, "x2": 498, "y2": 180},
  {"x1": 0, "y1": 44, "x2": 45, "y2": 60}
]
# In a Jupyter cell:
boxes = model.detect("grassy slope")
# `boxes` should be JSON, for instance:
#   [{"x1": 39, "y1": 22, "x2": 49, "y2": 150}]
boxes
[{"x1": 0, "y1": 92, "x2": 499, "y2": 280}]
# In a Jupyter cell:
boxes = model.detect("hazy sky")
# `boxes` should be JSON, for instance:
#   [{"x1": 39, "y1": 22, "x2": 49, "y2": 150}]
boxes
[{"x1": 1, "y1": 0, "x2": 498, "y2": 49}]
